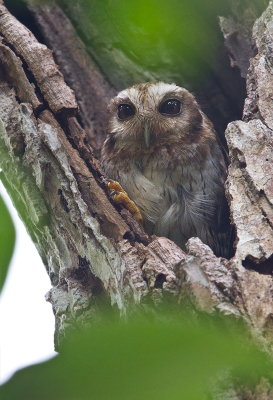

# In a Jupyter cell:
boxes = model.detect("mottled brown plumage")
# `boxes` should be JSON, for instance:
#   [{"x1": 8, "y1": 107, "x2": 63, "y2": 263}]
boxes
[{"x1": 101, "y1": 82, "x2": 233, "y2": 257}]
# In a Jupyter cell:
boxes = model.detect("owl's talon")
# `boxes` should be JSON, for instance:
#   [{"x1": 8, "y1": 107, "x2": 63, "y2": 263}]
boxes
[
  {"x1": 104, "y1": 179, "x2": 144, "y2": 230},
  {"x1": 101, "y1": 178, "x2": 114, "y2": 184},
  {"x1": 109, "y1": 190, "x2": 120, "y2": 196}
]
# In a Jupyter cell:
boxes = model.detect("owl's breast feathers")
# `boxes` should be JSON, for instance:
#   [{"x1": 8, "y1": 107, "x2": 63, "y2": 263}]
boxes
[{"x1": 101, "y1": 82, "x2": 233, "y2": 257}]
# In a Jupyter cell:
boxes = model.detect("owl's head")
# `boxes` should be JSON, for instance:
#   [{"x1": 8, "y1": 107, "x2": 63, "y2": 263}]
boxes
[{"x1": 106, "y1": 82, "x2": 208, "y2": 149}]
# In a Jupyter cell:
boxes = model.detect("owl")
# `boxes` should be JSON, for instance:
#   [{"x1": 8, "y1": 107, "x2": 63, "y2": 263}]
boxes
[{"x1": 101, "y1": 82, "x2": 233, "y2": 258}]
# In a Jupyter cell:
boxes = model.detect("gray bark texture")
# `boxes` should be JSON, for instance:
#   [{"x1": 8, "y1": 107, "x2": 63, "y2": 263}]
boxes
[{"x1": 1, "y1": 1, "x2": 273, "y2": 395}]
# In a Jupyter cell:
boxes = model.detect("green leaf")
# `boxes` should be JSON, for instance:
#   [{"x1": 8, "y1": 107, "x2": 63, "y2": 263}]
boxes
[
  {"x1": 0, "y1": 193, "x2": 16, "y2": 292},
  {"x1": 0, "y1": 317, "x2": 271, "y2": 399}
]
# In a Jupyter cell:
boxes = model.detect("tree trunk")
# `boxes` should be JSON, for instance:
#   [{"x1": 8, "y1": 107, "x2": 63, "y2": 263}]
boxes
[{"x1": 1, "y1": 0, "x2": 273, "y2": 382}]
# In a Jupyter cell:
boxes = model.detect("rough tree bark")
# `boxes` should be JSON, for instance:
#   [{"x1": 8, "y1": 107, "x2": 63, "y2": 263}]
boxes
[{"x1": 1, "y1": 0, "x2": 273, "y2": 395}]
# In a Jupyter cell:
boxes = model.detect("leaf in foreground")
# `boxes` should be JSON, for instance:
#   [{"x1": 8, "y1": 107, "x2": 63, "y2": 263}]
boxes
[
  {"x1": 0, "y1": 317, "x2": 271, "y2": 399},
  {"x1": 0, "y1": 193, "x2": 15, "y2": 292}
]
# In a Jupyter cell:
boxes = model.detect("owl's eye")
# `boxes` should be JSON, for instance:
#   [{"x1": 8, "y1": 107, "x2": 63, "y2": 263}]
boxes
[
  {"x1": 117, "y1": 104, "x2": 135, "y2": 120},
  {"x1": 159, "y1": 99, "x2": 181, "y2": 115}
]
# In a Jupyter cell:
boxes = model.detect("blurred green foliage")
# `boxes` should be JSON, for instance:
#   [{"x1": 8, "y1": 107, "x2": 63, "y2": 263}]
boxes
[
  {"x1": 0, "y1": 193, "x2": 15, "y2": 292},
  {"x1": 56, "y1": 0, "x2": 232, "y2": 90},
  {"x1": 0, "y1": 316, "x2": 272, "y2": 399}
]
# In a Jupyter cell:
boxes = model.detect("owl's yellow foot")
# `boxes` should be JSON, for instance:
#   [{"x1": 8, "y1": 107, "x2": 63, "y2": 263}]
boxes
[{"x1": 102, "y1": 179, "x2": 144, "y2": 230}]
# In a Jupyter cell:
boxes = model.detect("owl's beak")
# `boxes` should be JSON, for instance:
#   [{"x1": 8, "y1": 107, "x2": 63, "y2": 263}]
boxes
[{"x1": 144, "y1": 124, "x2": 150, "y2": 149}]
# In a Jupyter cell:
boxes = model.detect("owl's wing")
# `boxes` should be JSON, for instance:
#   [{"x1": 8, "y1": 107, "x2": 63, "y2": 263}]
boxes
[{"x1": 209, "y1": 192, "x2": 235, "y2": 258}]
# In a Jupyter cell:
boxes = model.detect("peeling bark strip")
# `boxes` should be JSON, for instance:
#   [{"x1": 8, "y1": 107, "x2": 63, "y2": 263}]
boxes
[
  {"x1": 0, "y1": 4, "x2": 78, "y2": 115},
  {"x1": 0, "y1": 41, "x2": 42, "y2": 111},
  {"x1": 0, "y1": 87, "x2": 130, "y2": 316},
  {"x1": 226, "y1": 121, "x2": 273, "y2": 263},
  {"x1": 225, "y1": 3, "x2": 273, "y2": 266},
  {"x1": 27, "y1": 1, "x2": 117, "y2": 156}
]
